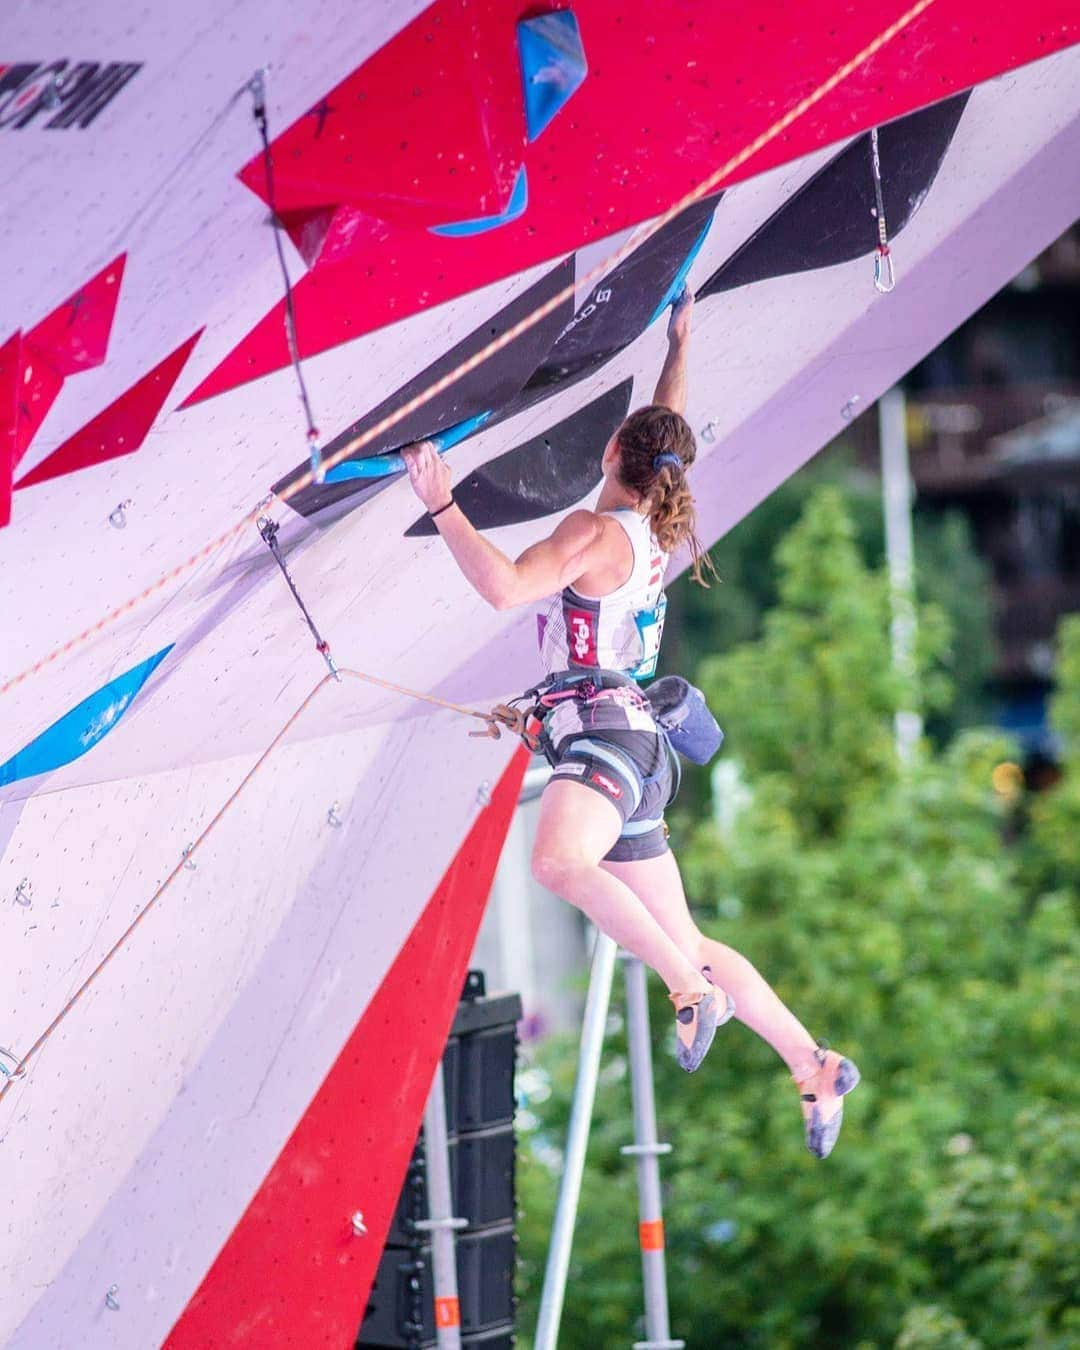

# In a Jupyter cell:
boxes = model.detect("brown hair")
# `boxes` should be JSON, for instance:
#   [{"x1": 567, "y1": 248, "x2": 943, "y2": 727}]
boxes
[{"x1": 614, "y1": 405, "x2": 716, "y2": 585}]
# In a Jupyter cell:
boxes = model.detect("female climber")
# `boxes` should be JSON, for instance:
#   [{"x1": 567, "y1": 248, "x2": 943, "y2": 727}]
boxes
[{"x1": 402, "y1": 291, "x2": 859, "y2": 1158}]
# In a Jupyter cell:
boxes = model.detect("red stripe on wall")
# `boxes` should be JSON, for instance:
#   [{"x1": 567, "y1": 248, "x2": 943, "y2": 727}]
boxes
[{"x1": 164, "y1": 747, "x2": 528, "y2": 1348}]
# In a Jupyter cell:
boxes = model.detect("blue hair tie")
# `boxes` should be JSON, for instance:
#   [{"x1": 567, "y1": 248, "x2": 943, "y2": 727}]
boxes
[{"x1": 653, "y1": 452, "x2": 682, "y2": 473}]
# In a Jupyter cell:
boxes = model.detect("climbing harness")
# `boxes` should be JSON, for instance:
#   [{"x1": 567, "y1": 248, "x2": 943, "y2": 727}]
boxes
[
  {"x1": 506, "y1": 667, "x2": 722, "y2": 797},
  {"x1": 869, "y1": 126, "x2": 896, "y2": 294}
]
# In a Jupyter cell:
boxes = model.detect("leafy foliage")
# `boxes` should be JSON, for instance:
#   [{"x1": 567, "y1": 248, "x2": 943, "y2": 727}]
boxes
[
  {"x1": 665, "y1": 441, "x2": 993, "y2": 745},
  {"x1": 516, "y1": 489, "x2": 1078, "y2": 1349}
]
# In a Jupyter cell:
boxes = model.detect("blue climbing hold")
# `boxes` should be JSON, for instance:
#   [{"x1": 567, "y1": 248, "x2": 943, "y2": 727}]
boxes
[
  {"x1": 0, "y1": 645, "x2": 173, "y2": 787},
  {"x1": 325, "y1": 453, "x2": 410, "y2": 482},
  {"x1": 517, "y1": 11, "x2": 588, "y2": 143},
  {"x1": 430, "y1": 166, "x2": 528, "y2": 239},
  {"x1": 647, "y1": 219, "x2": 713, "y2": 328},
  {"x1": 429, "y1": 410, "x2": 492, "y2": 451},
  {"x1": 324, "y1": 411, "x2": 493, "y2": 483}
]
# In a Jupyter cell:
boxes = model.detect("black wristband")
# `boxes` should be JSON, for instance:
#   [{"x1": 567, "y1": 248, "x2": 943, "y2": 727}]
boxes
[{"x1": 429, "y1": 495, "x2": 455, "y2": 520}]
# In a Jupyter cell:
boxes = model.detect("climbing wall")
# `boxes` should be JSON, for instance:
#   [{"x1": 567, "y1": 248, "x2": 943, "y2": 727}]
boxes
[{"x1": 2, "y1": 2, "x2": 1079, "y2": 1346}]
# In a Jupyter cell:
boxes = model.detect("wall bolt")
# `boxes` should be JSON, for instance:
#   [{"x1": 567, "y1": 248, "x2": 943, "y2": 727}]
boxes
[
  {"x1": 108, "y1": 500, "x2": 133, "y2": 529},
  {"x1": 14, "y1": 879, "x2": 32, "y2": 908},
  {"x1": 841, "y1": 396, "x2": 861, "y2": 422},
  {"x1": 327, "y1": 803, "x2": 343, "y2": 828},
  {"x1": 351, "y1": 1211, "x2": 368, "y2": 1237},
  {"x1": 700, "y1": 418, "x2": 720, "y2": 444},
  {"x1": 41, "y1": 73, "x2": 65, "y2": 110},
  {"x1": 181, "y1": 844, "x2": 197, "y2": 871},
  {"x1": 476, "y1": 781, "x2": 492, "y2": 807},
  {"x1": 105, "y1": 1285, "x2": 120, "y2": 1311}
]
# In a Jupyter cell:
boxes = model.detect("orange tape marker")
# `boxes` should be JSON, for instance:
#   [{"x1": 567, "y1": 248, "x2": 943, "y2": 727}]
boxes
[{"x1": 435, "y1": 1297, "x2": 461, "y2": 1328}]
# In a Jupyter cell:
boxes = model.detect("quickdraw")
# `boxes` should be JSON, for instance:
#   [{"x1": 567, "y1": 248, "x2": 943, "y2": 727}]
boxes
[{"x1": 869, "y1": 127, "x2": 896, "y2": 294}]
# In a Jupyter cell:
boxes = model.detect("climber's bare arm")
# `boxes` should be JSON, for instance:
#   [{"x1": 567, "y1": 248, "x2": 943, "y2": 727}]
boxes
[
  {"x1": 402, "y1": 440, "x2": 606, "y2": 610},
  {"x1": 653, "y1": 288, "x2": 693, "y2": 415}
]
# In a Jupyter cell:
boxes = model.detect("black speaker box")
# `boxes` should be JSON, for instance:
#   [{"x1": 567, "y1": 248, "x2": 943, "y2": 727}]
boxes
[
  {"x1": 359, "y1": 1224, "x2": 516, "y2": 1348},
  {"x1": 441, "y1": 991, "x2": 521, "y2": 1136},
  {"x1": 386, "y1": 1123, "x2": 516, "y2": 1247},
  {"x1": 358, "y1": 975, "x2": 521, "y2": 1350}
]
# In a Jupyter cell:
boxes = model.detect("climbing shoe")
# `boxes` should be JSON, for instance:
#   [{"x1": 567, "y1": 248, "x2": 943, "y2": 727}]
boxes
[
  {"x1": 670, "y1": 985, "x2": 734, "y2": 1073},
  {"x1": 794, "y1": 1042, "x2": 861, "y2": 1159}
]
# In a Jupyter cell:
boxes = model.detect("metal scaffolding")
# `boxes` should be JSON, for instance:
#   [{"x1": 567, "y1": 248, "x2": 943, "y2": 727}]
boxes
[{"x1": 535, "y1": 932, "x2": 684, "y2": 1350}]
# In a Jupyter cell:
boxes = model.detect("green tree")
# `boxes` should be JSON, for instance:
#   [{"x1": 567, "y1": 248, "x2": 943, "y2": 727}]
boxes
[
  {"x1": 1026, "y1": 616, "x2": 1080, "y2": 892},
  {"x1": 666, "y1": 442, "x2": 992, "y2": 745},
  {"x1": 516, "y1": 489, "x2": 1078, "y2": 1349}
]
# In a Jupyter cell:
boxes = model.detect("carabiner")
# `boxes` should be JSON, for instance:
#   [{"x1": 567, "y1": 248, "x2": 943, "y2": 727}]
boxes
[{"x1": 874, "y1": 246, "x2": 896, "y2": 294}]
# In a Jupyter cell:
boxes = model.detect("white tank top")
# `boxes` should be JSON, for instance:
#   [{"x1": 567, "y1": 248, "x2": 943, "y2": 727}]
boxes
[{"x1": 536, "y1": 509, "x2": 669, "y2": 679}]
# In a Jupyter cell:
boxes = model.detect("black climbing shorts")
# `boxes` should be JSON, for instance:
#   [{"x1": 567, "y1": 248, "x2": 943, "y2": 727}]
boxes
[{"x1": 548, "y1": 727, "x2": 674, "y2": 862}]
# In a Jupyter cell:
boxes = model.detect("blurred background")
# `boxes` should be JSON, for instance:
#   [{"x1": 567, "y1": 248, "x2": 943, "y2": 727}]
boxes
[{"x1": 471, "y1": 222, "x2": 1080, "y2": 1350}]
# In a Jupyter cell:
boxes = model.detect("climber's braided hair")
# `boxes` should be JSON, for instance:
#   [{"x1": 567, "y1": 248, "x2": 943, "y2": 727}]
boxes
[{"x1": 613, "y1": 405, "x2": 716, "y2": 585}]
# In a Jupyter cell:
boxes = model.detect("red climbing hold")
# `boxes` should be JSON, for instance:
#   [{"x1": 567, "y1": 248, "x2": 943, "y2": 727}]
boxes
[
  {"x1": 25, "y1": 254, "x2": 126, "y2": 376},
  {"x1": 237, "y1": 3, "x2": 525, "y2": 228},
  {"x1": 0, "y1": 332, "x2": 21, "y2": 527},
  {"x1": 15, "y1": 330, "x2": 201, "y2": 490},
  {"x1": 0, "y1": 254, "x2": 129, "y2": 522},
  {"x1": 276, "y1": 203, "x2": 381, "y2": 270},
  {"x1": 0, "y1": 331, "x2": 66, "y2": 476}
]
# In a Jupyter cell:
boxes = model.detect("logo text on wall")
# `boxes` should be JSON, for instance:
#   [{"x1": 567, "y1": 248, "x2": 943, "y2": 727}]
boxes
[{"x1": 0, "y1": 61, "x2": 142, "y2": 130}]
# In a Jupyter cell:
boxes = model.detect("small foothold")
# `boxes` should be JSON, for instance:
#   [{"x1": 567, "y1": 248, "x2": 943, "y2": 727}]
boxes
[
  {"x1": 108, "y1": 500, "x2": 132, "y2": 529},
  {"x1": 351, "y1": 1211, "x2": 368, "y2": 1237},
  {"x1": 14, "y1": 879, "x2": 33, "y2": 908},
  {"x1": 841, "y1": 396, "x2": 861, "y2": 422},
  {"x1": 182, "y1": 844, "x2": 197, "y2": 871},
  {"x1": 477, "y1": 781, "x2": 492, "y2": 807},
  {"x1": 105, "y1": 1285, "x2": 120, "y2": 1311},
  {"x1": 327, "y1": 803, "x2": 343, "y2": 828},
  {"x1": 429, "y1": 165, "x2": 528, "y2": 238}
]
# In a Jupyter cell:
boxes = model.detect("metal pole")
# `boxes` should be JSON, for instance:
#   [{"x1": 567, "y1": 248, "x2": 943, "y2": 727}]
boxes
[
  {"x1": 414, "y1": 1060, "x2": 467, "y2": 1350},
  {"x1": 534, "y1": 930, "x2": 618, "y2": 1350},
  {"x1": 491, "y1": 807, "x2": 538, "y2": 1014},
  {"x1": 879, "y1": 385, "x2": 922, "y2": 763},
  {"x1": 621, "y1": 955, "x2": 685, "y2": 1350}
]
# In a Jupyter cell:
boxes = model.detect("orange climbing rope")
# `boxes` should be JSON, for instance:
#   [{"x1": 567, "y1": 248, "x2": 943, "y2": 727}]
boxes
[
  {"x1": 0, "y1": 0, "x2": 937, "y2": 703},
  {"x1": 0, "y1": 665, "x2": 520, "y2": 1101}
]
